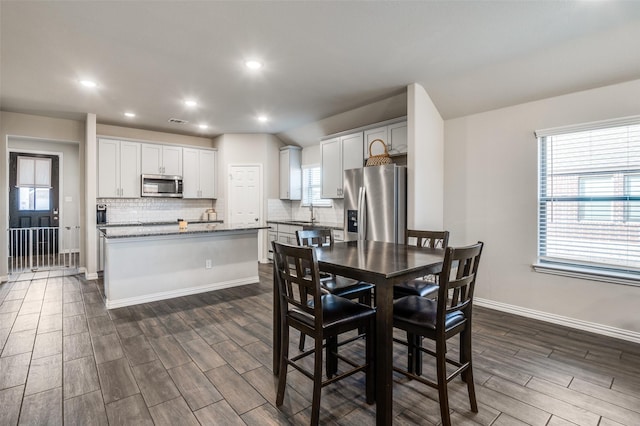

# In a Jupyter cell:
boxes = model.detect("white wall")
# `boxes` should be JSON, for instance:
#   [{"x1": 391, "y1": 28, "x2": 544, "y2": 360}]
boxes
[
  {"x1": 408, "y1": 83, "x2": 444, "y2": 230},
  {"x1": 213, "y1": 133, "x2": 283, "y2": 261},
  {"x1": 444, "y1": 78, "x2": 640, "y2": 335}
]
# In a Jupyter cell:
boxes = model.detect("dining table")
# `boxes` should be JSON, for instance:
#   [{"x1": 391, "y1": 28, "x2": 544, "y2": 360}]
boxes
[{"x1": 272, "y1": 239, "x2": 445, "y2": 425}]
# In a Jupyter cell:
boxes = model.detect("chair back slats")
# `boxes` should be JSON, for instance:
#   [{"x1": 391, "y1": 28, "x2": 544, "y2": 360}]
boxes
[
  {"x1": 405, "y1": 229, "x2": 450, "y2": 249},
  {"x1": 438, "y1": 242, "x2": 484, "y2": 321},
  {"x1": 296, "y1": 229, "x2": 334, "y2": 247},
  {"x1": 272, "y1": 242, "x2": 323, "y2": 324}
]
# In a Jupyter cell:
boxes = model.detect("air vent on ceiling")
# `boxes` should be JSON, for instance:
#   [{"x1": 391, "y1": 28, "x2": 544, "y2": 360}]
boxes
[{"x1": 168, "y1": 118, "x2": 188, "y2": 124}]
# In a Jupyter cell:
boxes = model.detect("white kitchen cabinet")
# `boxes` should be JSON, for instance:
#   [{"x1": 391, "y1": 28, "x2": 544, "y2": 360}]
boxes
[
  {"x1": 98, "y1": 138, "x2": 141, "y2": 198},
  {"x1": 183, "y1": 148, "x2": 217, "y2": 199},
  {"x1": 280, "y1": 146, "x2": 302, "y2": 200},
  {"x1": 321, "y1": 132, "x2": 363, "y2": 198},
  {"x1": 267, "y1": 223, "x2": 303, "y2": 259},
  {"x1": 364, "y1": 121, "x2": 408, "y2": 160},
  {"x1": 141, "y1": 143, "x2": 183, "y2": 176}
]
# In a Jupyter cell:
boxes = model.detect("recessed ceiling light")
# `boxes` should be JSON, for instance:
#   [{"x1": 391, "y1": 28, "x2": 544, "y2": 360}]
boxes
[
  {"x1": 184, "y1": 99, "x2": 198, "y2": 107},
  {"x1": 79, "y1": 80, "x2": 97, "y2": 88},
  {"x1": 245, "y1": 60, "x2": 262, "y2": 70},
  {"x1": 257, "y1": 115, "x2": 268, "y2": 123},
  {"x1": 198, "y1": 124, "x2": 209, "y2": 129},
  {"x1": 124, "y1": 112, "x2": 136, "y2": 118}
]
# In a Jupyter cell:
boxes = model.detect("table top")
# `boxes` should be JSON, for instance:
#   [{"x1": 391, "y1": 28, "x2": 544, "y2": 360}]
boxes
[{"x1": 315, "y1": 240, "x2": 444, "y2": 280}]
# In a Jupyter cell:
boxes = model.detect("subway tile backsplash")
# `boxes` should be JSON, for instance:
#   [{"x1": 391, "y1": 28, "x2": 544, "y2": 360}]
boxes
[
  {"x1": 98, "y1": 198, "x2": 217, "y2": 224},
  {"x1": 267, "y1": 198, "x2": 344, "y2": 225}
]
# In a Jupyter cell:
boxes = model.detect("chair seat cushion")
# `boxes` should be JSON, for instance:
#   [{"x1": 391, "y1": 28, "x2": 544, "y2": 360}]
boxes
[
  {"x1": 393, "y1": 279, "x2": 438, "y2": 298},
  {"x1": 290, "y1": 294, "x2": 376, "y2": 330},
  {"x1": 323, "y1": 276, "x2": 374, "y2": 298},
  {"x1": 393, "y1": 295, "x2": 465, "y2": 331}
]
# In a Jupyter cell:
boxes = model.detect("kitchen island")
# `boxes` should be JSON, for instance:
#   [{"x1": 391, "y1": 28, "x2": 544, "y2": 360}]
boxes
[{"x1": 100, "y1": 222, "x2": 269, "y2": 308}]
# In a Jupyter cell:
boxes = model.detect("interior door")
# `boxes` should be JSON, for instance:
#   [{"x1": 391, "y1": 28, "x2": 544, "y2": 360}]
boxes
[
  {"x1": 9, "y1": 152, "x2": 60, "y2": 256},
  {"x1": 228, "y1": 165, "x2": 261, "y2": 226}
]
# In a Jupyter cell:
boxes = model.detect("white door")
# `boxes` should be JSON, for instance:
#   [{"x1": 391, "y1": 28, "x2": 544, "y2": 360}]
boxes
[{"x1": 228, "y1": 165, "x2": 261, "y2": 226}]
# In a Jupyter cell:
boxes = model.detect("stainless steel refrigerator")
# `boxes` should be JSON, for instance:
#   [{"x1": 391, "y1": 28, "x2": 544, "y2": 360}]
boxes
[{"x1": 343, "y1": 164, "x2": 407, "y2": 243}]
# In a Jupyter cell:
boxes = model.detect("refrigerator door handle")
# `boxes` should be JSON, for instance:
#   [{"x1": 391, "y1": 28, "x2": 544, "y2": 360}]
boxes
[{"x1": 359, "y1": 186, "x2": 367, "y2": 241}]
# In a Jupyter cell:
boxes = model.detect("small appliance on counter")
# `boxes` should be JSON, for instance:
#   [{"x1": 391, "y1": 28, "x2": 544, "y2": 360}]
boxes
[
  {"x1": 205, "y1": 208, "x2": 217, "y2": 221},
  {"x1": 97, "y1": 204, "x2": 107, "y2": 224}
]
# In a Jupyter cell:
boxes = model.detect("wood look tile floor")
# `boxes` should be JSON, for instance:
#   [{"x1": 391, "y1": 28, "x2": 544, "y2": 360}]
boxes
[{"x1": 1, "y1": 264, "x2": 639, "y2": 425}]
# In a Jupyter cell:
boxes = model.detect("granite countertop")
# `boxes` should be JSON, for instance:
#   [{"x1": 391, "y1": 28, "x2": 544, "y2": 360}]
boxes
[
  {"x1": 100, "y1": 222, "x2": 268, "y2": 239},
  {"x1": 266, "y1": 219, "x2": 343, "y2": 230},
  {"x1": 99, "y1": 220, "x2": 224, "y2": 227}
]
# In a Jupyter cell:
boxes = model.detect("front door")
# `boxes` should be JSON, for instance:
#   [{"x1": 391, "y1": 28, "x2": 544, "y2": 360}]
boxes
[{"x1": 8, "y1": 152, "x2": 60, "y2": 262}]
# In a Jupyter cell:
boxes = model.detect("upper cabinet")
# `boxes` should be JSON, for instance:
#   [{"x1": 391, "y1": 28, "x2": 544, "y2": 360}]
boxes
[
  {"x1": 183, "y1": 148, "x2": 217, "y2": 199},
  {"x1": 321, "y1": 132, "x2": 363, "y2": 198},
  {"x1": 280, "y1": 146, "x2": 302, "y2": 200},
  {"x1": 98, "y1": 138, "x2": 141, "y2": 198},
  {"x1": 363, "y1": 121, "x2": 407, "y2": 160},
  {"x1": 141, "y1": 143, "x2": 183, "y2": 176}
]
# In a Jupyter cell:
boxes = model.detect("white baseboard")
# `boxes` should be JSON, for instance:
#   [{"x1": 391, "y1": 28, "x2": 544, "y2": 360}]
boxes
[
  {"x1": 475, "y1": 298, "x2": 640, "y2": 344},
  {"x1": 105, "y1": 276, "x2": 259, "y2": 309},
  {"x1": 83, "y1": 268, "x2": 98, "y2": 280},
  {"x1": 0, "y1": 275, "x2": 8, "y2": 284}
]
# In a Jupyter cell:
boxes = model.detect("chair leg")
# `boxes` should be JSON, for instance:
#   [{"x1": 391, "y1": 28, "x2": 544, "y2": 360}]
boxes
[
  {"x1": 326, "y1": 336, "x2": 338, "y2": 378},
  {"x1": 298, "y1": 331, "x2": 306, "y2": 351},
  {"x1": 357, "y1": 290, "x2": 372, "y2": 336},
  {"x1": 414, "y1": 335, "x2": 423, "y2": 376},
  {"x1": 276, "y1": 323, "x2": 290, "y2": 406},
  {"x1": 311, "y1": 335, "x2": 323, "y2": 426},
  {"x1": 365, "y1": 317, "x2": 375, "y2": 404},
  {"x1": 436, "y1": 338, "x2": 451, "y2": 426},
  {"x1": 460, "y1": 329, "x2": 478, "y2": 412},
  {"x1": 407, "y1": 332, "x2": 415, "y2": 374}
]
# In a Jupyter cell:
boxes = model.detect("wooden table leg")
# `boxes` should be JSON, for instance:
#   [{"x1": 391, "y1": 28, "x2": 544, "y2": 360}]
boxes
[
  {"x1": 273, "y1": 265, "x2": 280, "y2": 376},
  {"x1": 375, "y1": 279, "x2": 393, "y2": 425}
]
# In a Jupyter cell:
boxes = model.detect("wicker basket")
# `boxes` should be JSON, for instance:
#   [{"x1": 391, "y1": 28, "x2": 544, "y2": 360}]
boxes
[{"x1": 365, "y1": 139, "x2": 392, "y2": 166}]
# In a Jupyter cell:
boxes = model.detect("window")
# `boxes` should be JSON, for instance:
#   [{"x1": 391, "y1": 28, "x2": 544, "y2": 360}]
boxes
[
  {"x1": 537, "y1": 117, "x2": 640, "y2": 278},
  {"x1": 302, "y1": 165, "x2": 331, "y2": 207},
  {"x1": 16, "y1": 156, "x2": 52, "y2": 211}
]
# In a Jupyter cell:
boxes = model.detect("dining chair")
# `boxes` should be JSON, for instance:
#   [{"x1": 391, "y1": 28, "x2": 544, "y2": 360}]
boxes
[
  {"x1": 272, "y1": 242, "x2": 375, "y2": 425},
  {"x1": 392, "y1": 241, "x2": 484, "y2": 426},
  {"x1": 393, "y1": 229, "x2": 450, "y2": 299},
  {"x1": 295, "y1": 229, "x2": 374, "y2": 353}
]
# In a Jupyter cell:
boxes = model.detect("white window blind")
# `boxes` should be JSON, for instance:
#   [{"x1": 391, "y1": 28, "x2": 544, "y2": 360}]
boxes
[
  {"x1": 17, "y1": 156, "x2": 51, "y2": 187},
  {"x1": 302, "y1": 166, "x2": 331, "y2": 207},
  {"x1": 537, "y1": 117, "x2": 640, "y2": 277}
]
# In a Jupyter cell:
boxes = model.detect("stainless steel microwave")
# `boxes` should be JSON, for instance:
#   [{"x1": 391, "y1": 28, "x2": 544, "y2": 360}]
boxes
[{"x1": 141, "y1": 174, "x2": 183, "y2": 198}]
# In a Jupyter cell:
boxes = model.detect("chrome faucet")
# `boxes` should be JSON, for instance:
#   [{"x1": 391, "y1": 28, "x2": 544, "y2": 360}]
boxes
[{"x1": 309, "y1": 202, "x2": 316, "y2": 223}]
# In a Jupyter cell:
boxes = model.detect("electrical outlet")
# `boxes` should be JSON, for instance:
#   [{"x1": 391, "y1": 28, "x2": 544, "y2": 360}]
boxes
[{"x1": 205, "y1": 259, "x2": 212, "y2": 269}]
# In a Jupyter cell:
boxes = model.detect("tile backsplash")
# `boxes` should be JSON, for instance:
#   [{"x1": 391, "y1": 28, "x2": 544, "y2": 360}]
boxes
[
  {"x1": 267, "y1": 198, "x2": 344, "y2": 225},
  {"x1": 98, "y1": 198, "x2": 218, "y2": 223}
]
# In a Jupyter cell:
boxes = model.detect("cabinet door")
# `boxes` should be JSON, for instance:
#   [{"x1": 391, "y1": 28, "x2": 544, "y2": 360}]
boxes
[
  {"x1": 279, "y1": 149, "x2": 290, "y2": 199},
  {"x1": 388, "y1": 121, "x2": 407, "y2": 154},
  {"x1": 364, "y1": 127, "x2": 388, "y2": 159},
  {"x1": 98, "y1": 139, "x2": 120, "y2": 198},
  {"x1": 182, "y1": 148, "x2": 200, "y2": 198},
  {"x1": 162, "y1": 146, "x2": 183, "y2": 176},
  {"x1": 199, "y1": 150, "x2": 216, "y2": 198},
  {"x1": 321, "y1": 137, "x2": 341, "y2": 198},
  {"x1": 119, "y1": 141, "x2": 141, "y2": 198},
  {"x1": 342, "y1": 133, "x2": 364, "y2": 172},
  {"x1": 141, "y1": 144, "x2": 162, "y2": 174}
]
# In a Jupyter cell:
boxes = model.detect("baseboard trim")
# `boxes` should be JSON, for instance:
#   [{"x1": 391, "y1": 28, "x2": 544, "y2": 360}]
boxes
[
  {"x1": 84, "y1": 269, "x2": 98, "y2": 280},
  {"x1": 0, "y1": 275, "x2": 8, "y2": 283},
  {"x1": 475, "y1": 297, "x2": 640, "y2": 344},
  {"x1": 105, "y1": 276, "x2": 259, "y2": 309}
]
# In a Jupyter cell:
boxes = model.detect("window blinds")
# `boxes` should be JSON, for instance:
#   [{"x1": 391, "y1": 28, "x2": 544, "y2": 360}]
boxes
[
  {"x1": 302, "y1": 166, "x2": 331, "y2": 207},
  {"x1": 538, "y1": 118, "x2": 640, "y2": 275}
]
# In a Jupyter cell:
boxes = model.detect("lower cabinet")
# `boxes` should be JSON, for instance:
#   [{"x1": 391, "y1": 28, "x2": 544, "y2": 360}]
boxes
[{"x1": 267, "y1": 224, "x2": 303, "y2": 260}]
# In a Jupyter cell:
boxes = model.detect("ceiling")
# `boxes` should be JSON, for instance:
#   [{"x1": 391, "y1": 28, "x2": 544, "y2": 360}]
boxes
[{"x1": 2, "y1": 1, "x2": 640, "y2": 146}]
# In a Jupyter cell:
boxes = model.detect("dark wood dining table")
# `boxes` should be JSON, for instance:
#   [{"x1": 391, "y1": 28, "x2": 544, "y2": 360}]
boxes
[{"x1": 272, "y1": 239, "x2": 445, "y2": 425}]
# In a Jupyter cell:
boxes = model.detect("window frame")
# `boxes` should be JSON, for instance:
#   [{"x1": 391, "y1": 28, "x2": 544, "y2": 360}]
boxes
[
  {"x1": 535, "y1": 116, "x2": 640, "y2": 286},
  {"x1": 301, "y1": 164, "x2": 332, "y2": 208}
]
